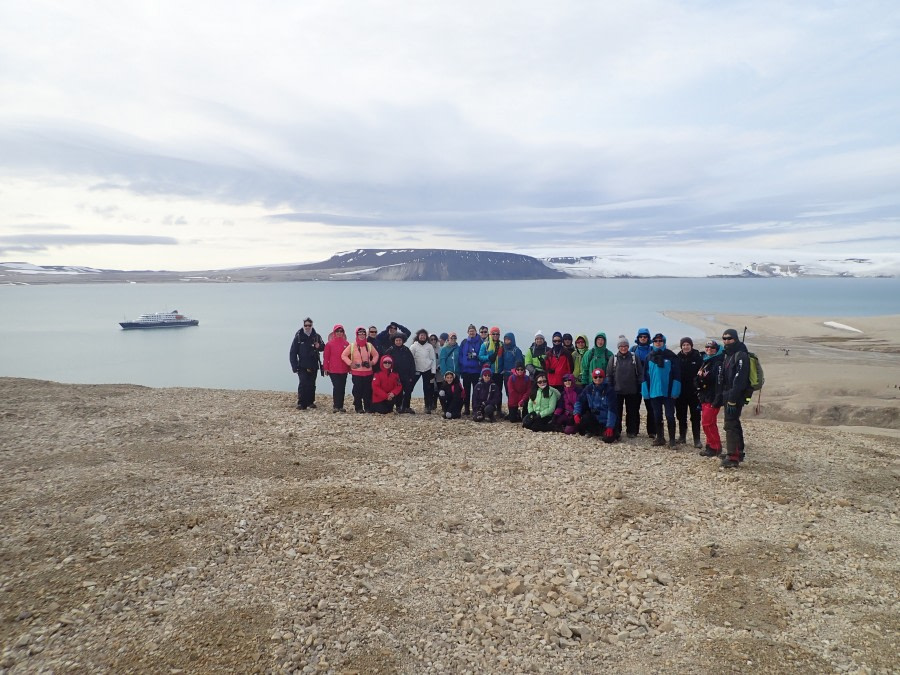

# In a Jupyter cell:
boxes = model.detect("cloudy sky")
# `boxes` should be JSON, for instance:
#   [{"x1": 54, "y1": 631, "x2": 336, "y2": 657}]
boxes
[{"x1": 1, "y1": 1, "x2": 898, "y2": 270}]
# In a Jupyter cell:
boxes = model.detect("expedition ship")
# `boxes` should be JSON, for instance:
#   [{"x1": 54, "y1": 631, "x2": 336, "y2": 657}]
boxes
[{"x1": 119, "y1": 310, "x2": 199, "y2": 329}]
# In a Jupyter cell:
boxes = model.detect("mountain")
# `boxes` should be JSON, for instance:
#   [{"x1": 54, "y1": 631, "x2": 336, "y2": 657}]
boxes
[{"x1": 2, "y1": 248, "x2": 899, "y2": 284}]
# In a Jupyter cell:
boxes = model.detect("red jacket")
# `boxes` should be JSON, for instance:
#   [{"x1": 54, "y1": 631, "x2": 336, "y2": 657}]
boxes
[
  {"x1": 506, "y1": 371, "x2": 532, "y2": 408},
  {"x1": 372, "y1": 359, "x2": 402, "y2": 403},
  {"x1": 545, "y1": 349, "x2": 573, "y2": 387}
]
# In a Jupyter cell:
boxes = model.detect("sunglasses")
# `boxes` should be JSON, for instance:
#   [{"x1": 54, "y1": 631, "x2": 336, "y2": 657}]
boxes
[
  {"x1": 357, "y1": 330, "x2": 366, "y2": 334},
  {"x1": 450, "y1": 336, "x2": 457, "y2": 339},
  {"x1": 303, "y1": 323, "x2": 312, "y2": 327},
  {"x1": 552, "y1": 340, "x2": 561, "y2": 343},
  {"x1": 369, "y1": 330, "x2": 377, "y2": 334},
  {"x1": 335, "y1": 329, "x2": 344, "y2": 332},
  {"x1": 537, "y1": 379, "x2": 547, "y2": 384},
  {"x1": 593, "y1": 375, "x2": 603, "y2": 379},
  {"x1": 480, "y1": 330, "x2": 488, "y2": 334},
  {"x1": 652, "y1": 339, "x2": 664, "y2": 343},
  {"x1": 382, "y1": 360, "x2": 393, "y2": 366},
  {"x1": 722, "y1": 336, "x2": 735, "y2": 341}
]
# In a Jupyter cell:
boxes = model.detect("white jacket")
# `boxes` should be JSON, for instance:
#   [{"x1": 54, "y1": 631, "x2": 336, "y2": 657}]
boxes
[{"x1": 410, "y1": 340, "x2": 437, "y2": 373}]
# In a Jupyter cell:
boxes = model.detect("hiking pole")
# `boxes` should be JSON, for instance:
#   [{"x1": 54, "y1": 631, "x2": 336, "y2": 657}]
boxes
[
  {"x1": 755, "y1": 388, "x2": 762, "y2": 415},
  {"x1": 742, "y1": 326, "x2": 748, "y2": 342}
]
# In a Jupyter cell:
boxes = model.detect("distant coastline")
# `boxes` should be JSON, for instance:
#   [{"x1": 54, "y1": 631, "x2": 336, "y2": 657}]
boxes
[{"x1": 2, "y1": 247, "x2": 899, "y2": 284}]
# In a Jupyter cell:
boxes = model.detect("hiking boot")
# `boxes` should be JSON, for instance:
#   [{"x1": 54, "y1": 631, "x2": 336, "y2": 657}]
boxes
[
  {"x1": 308, "y1": 403, "x2": 317, "y2": 409},
  {"x1": 720, "y1": 456, "x2": 741, "y2": 469},
  {"x1": 652, "y1": 434, "x2": 666, "y2": 447},
  {"x1": 296, "y1": 405, "x2": 307, "y2": 410},
  {"x1": 678, "y1": 434, "x2": 687, "y2": 445},
  {"x1": 626, "y1": 432, "x2": 637, "y2": 439},
  {"x1": 693, "y1": 436, "x2": 703, "y2": 449},
  {"x1": 356, "y1": 408, "x2": 365, "y2": 414},
  {"x1": 699, "y1": 447, "x2": 720, "y2": 457},
  {"x1": 425, "y1": 407, "x2": 432, "y2": 415}
]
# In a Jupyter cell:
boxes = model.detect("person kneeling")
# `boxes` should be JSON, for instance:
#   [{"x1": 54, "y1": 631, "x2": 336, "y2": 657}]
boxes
[
  {"x1": 437, "y1": 371, "x2": 465, "y2": 419},
  {"x1": 522, "y1": 374, "x2": 560, "y2": 432},
  {"x1": 371, "y1": 356, "x2": 403, "y2": 414},
  {"x1": 471, "y1": 367, "x2": 501, "y2": 422},
  {"x1": 552, "y1": 374, "x2": 579, "y2": 434},
  {"x1": 574, "y1": 368, "x2": 618, "y2": 442}
]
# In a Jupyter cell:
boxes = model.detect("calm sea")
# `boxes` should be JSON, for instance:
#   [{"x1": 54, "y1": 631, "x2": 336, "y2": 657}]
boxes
[{"x1": 1, "y1": 278, "x2": 897, "y2": 393}]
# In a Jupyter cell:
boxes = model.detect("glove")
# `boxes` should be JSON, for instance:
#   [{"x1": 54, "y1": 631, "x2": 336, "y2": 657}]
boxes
[
  {"x1": 603, "y1": 428, "x2": 615, "y2": 442},
  {"x1": 726, "y1": 401, "x2": 738, "y2": 415},
  {"x1": 438, "y1": 390, "x2": 446, "y2": 398},
  {"x1": 574, "y1": 414, "x2": 582, "y2": 425}
]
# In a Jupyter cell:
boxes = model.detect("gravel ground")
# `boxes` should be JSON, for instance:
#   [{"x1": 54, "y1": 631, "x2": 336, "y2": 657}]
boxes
[{"x1": 1, "y1": 377, "x2": 898, "y2": 674}]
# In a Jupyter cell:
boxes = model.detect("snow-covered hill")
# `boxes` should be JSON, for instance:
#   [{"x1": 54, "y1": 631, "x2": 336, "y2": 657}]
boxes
[{"x1": 542, "y1": 249, "x2": 900, "y2": 278}]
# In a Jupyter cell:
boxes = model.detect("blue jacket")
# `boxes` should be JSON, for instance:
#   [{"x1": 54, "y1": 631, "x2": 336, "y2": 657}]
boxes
[
  {"x1": 574, "y1": 382, "x2": 617, "y2": 428},
  {"x1": 478, "y1": 336, "x2": 503, "y2": 374},
  {"x1": 439, "y1": 342, "x2": 460, "y2": 375},
  {"x1": 630, "y1": 328, "x2": 652, "y2": 366},
  {"x1": 459, "y1": 335, "x2": 484, "y2": 374},
  {"x1": 497, "y1": 333, "x2": 524, "y2": 376},
  {"x1": 641, "y1": 342, "x2": 682, "y2": 399}
]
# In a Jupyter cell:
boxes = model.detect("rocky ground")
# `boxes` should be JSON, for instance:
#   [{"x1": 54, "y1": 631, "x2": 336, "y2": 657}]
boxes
[{"x1": 1, "y1": 377, "x2": 898, "y2": 674}]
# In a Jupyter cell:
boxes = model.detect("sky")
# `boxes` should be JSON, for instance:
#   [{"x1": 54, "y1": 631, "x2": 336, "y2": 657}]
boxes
[{"x1": 1, "y1": 0, "x2": 899, "y2": 271}]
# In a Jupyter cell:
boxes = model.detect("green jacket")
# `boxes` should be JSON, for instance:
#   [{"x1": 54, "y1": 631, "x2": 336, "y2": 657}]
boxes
[
  {"x1": 581, "y1": 332, "x2": 614, "y2": 385},
  {"x1": 572, "y1": 334, "x2": 589, "y2": 382},
  {"x1": 527, "y1": 386, "x2": 560, "y2": 417}
]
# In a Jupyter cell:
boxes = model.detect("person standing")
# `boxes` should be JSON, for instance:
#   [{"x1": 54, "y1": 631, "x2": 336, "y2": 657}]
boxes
[
  {"x1": 675, "y1": 337, "x2": 704, "y2": 447},
  {"x1": 374, "y1": 322, "x2": 410, "y2": 357},
  {"x1": 410, "y1": 328, "x2": 438, "y2": 413},
  {"x1": 322, "y1": 324, "x2": 350, "y2": 412},
  {"x1": 631, "y1": 328, "x2": 655, "y2": 437},
  {"x1": 545, "y1": 332, "x2": 574, "y2": 391},
  {"x1": 386, "y1": 332, "x2": 417, "y2": 414},
  {"x1": 479, "y1": 327, "x2": 505, "y2": 410},
  {"x1": 581, "y1": 332, "x2": 613, "y2": 386},
  {"x1": 342, "y1": 327, "x2": 379, "y2": 413},
  {"x1": 607, "y1": 335, "x2": 644, "y2": 439},
  {"x1": 642, "y1": 333, "x2": 681, "y2": 448},
  {"x1": 498, "y1": 332, "x2": 524, "y2": 396},
  {"x1": 718, "y1": 328, "x2": 750, "y2": 468},
  {"x1": 458, "y1": 324, "x2": 484, "y2": 415},
  {"x1": 571, "y1": 334, "x2": 589, "y2": 385},
  {"x1": 439, "y1": 332, "x2": 461, "y2": 378},
  {"x1": 289, "y1": 317, "x2": 324, "y2": 410},
  {"x1": 696, "y1": 339, "x2": 724, "y2": 457},
  {"x1": 524, "y1": 331, "x2": 548, "y2": 378}
]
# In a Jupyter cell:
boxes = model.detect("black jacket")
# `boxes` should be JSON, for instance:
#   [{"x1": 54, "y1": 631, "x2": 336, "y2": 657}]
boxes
[
  {"x1": 718, "y1": 340, "x2": 750, "y2": 405},
  {"x1": 676, "y1": 348, "x2": 704, "y2": 401},
  {"x1": 695, "y1": 353, "x2": 723, "y2": 405},
  {"x1": 289, "y1": 328, "x2": 323, "y2": 372},
  {"x1": 386, "y1": 344, "x2": 416, "y2": 383}
]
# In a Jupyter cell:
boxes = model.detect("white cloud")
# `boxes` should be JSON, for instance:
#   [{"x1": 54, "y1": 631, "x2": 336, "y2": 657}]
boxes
[{"x1": 1, "y1": 0, "x2": 899, "y2": 269}]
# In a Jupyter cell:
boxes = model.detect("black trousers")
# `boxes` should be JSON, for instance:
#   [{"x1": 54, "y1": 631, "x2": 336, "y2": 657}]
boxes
[
  {"x1": 414, "y1": 371, "x2": 436, "y2": 410},
  {"x1": 351, "y1": 374, "x2": 373, "y2": 411},
  {"x1": 439, "y1": 394, "x2": 464, "y2": 418},
  {"x1": 675, "y1": 393, "x2": 701, "y2": 440},
  {"x1": 723, "y1": 403, "x2": 745, "y2": 460},
  {"x1": 461, "y1": 372, "x2": 479, "y2": 412},
  {"x1": 614, "y1": 392, "x2": 642, "y2": 437},
  {"x1": 575, "y1": 410, "x2": 606, "y2": 435},
  {"x1": 297, "y1": 369, "x2": 317, "y2": 407},
  {"x1": 643, "y1": 397, "x2": 657, "y2": 436},
  {"x1": 329, "y1": 373, "x2": 347, "y2": 410},
  {"x1": 371, "y1": 399, "x2": 398, "y2": 414}
]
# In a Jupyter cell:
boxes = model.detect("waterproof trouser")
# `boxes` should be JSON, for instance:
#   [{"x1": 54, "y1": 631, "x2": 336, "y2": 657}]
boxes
[
  {"x1": 329, "y1": 373, "x2": 347, "y2": 410},
  {"x1": 701, "y1": 403, "x2": 722, "y2": 452},
  {"x1": 723, "y1": 403, "x2": 745, "y2": 461},
  {"x1": 675, "y1": 392, "x2": 702, "y2": 441},
  {"x1": 351, "y1": 374, "x2": 373, "y2": 412},
  {"x1": 297, "y1": 369, "x2": 317, "y2": 407}
]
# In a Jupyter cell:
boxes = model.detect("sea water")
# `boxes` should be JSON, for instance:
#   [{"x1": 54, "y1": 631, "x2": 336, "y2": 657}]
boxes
[{"x1": 1, "y1": 278, "x2": 897, "y2": 393}]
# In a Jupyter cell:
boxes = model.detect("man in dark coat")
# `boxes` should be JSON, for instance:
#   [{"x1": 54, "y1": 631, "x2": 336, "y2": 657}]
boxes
[
  {"x1": 289, "y1": 317, "x2": 324, "y2": 410},
  {"x1": 675, "y1": 337, "x2": 704, "y2": 447},
  {"x1": 718, "y1": 328, "x2": 750, "y2": 468}
]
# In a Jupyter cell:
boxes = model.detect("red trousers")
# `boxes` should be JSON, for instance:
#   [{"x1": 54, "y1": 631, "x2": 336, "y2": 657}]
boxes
[{"x1": 701, "y1": 403, "x2": 722, "y2": 451}]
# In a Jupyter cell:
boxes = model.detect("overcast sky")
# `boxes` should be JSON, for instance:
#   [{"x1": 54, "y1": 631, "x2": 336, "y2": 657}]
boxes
[{"x1": 1, "y1": 1, "x2": 899, "y2": 270}]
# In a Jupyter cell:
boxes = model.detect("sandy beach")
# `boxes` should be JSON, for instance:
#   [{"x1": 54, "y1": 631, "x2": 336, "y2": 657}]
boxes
[{"x1": 1, "y1": 315, "x2": 898, "y2": 673}]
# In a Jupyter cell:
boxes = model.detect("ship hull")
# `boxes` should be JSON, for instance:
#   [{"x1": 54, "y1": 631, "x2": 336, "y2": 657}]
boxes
[{"x1": 119, "y1": 320, "x2": 199, "y2": 330}]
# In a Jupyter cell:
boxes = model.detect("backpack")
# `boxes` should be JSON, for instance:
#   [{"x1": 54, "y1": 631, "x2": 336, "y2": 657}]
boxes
[{"x1": 746, "y1": 352, "x2": 764, "y2": 394}]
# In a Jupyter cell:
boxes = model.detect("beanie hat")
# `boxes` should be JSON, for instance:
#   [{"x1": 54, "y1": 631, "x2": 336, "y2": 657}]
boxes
[
  {"x1": 439, "y1": 332, "x2": 449, "y2": 340},
  {"x1": 562, "y1": 373, "x2": 575, "y2": 382},
  {"x1": 514, "y1": 361, "x2": 525, "y2": 369},
  {"x1": 617, "y1": 335, "x2": 629, "y2": 348},
  {"x1": 722, "y1": 328, "x2": 739, "y2": 341},
  {"x1": 490, "y1": 326, "x2": 500, "y2": 334},
  {"x1": 393, "y1": 332, "x2": 406, "y2": 342},
  {"x1": 481, "y1": 367, "x2": 492, "y2": 377},
  {"x1": 534, "y1": 330, "x2": 545, "y2": 339},
  {"x1": 562, "y1": 333, "x2": 573, "y2": 342},
  {"x1": 592, "y1": 368, "x2": 605, "y2": 378},
  {"x1": 680, "y1": 337, "x2": 693, "y2": 347},
  {"x1": 552, "y1": 331, "x2": 563, "y2": 340}
]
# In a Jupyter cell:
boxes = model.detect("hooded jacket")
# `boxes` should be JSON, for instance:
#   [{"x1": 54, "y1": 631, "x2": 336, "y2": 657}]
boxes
[
  {"x1": 497, "y1": 333, "x2": 524, "y2": 376},
  {"x1": 641, "y1": 336, "x2": 682, "y2": 400},
  {"x1": 459, "y1": 334, "x2": 484, "y2": 374},
  {"x1": 386, "y1": 340, "x2": 416, "y2": 384},
  {"x1": 472, "y1": 374, "x2": 502, "y2": 411},
  {"x1": 545, "y1": 337, "x2": 574, "y2": 387},
  {"x1": 527, "y1": 385, "x2": 560, "y2": 418},
  {"x1": 439, "y1": 340, "x2": 461, "y2": 375},
  {"x1": 524, "y1": 334, "x2": 548, "y2": 374},
  {"x1": 574, "y1": 381, "x2": 617, "y2": 428},
  {"x1": 341, "y1": 328, "x2": 380, "y2": 376},
  {"x1": 410, "y1": 337, "x2": 437, "y2": 373},
  {"x1": 478, "y1": 335, "x2": 504, "y2": 374},
  {"x1": 505, "y1": 370, "x2": 532, "y2": 408},
  {"x1": 719, "y1": 335, "x2": 750, "y2": 405},
  {"x1": 630, "y1": 328, "x2": 653, "y2": 368},
  {"x1": 581, "y1": 332, "x2": 614, "y2": 385},
  {"x1": 437, "y1": 373, "x2": 466, "y2": 406},
  {"x1": 322, "y1": 324, "x2": 350, "y2": 375},
  {"x1": 289, "y1": 325, "x2": 324, "y2": 372},
  {"x1": 572, "y1": 334, "x2": 589, "y2": 381},
  {"x1": 696, "y1": 346, "x2": 724, "y2": 405},
  {"x1": 372, "y1": 356, "x2": 402, "y2": 403}
]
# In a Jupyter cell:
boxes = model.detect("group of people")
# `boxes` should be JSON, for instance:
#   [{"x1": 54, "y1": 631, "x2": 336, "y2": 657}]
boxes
[{"x1": 290, "y1": 320, "x2": 752, "y2": 468}]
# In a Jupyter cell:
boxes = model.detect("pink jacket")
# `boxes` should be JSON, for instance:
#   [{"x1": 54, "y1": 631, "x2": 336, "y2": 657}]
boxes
[
  {"x1": 323, "y1": 325, "x2": 350, "y2": 374},
  {"x1": 341, "y1": 333, "x2": 380, "y2": 376}
]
